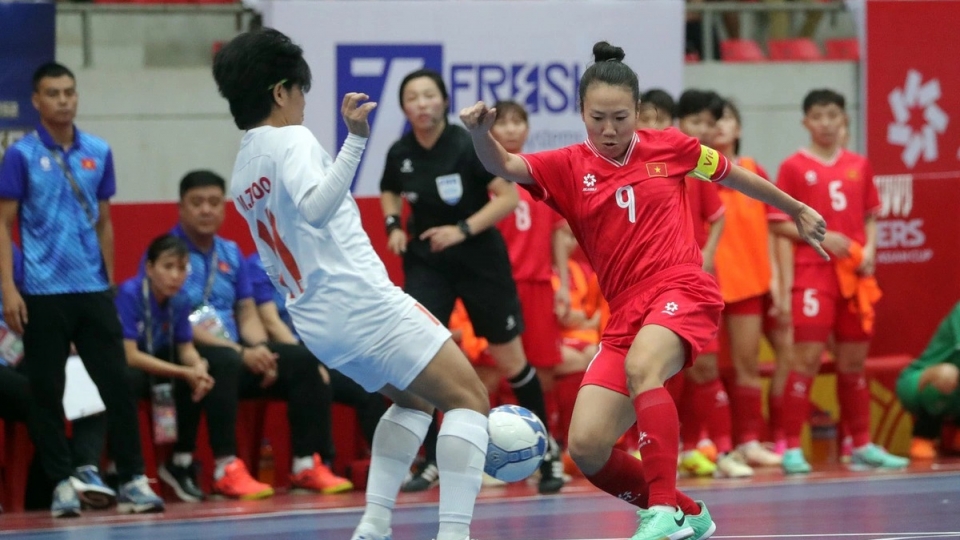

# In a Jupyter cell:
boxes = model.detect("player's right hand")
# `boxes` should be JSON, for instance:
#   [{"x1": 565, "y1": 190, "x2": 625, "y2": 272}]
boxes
[
  {"x1": 459, "y1": 101, "x2": 497, "y2": 133},
  {"x1": 795, "y1": 205, "x2": 829, "y2": 261},
  {"x1": 387, "y1": 228, "x2": 407, "y2": 255},
  {"x1": 821, "y1": 231, "x2": 852, "y2": 259},
  {"x1": 2, "y1": 285, "x2": 27, "y2": 335},
  {"x1": 342, "y1": 92, "x2": 377, "y2": 138}
]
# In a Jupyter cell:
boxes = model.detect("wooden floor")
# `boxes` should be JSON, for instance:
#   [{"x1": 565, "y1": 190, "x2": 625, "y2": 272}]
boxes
[{"x1": 3, "y1": 459, "x2": 960, "y2": 539}]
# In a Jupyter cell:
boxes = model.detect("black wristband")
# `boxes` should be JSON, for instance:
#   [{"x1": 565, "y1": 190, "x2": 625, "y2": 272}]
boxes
[
  {"x1": 385, "y1": 214, "x2": 402, "y2": 235},
  {"x1": 457, "y1": 219, "x2": 473, "y2": 238}
]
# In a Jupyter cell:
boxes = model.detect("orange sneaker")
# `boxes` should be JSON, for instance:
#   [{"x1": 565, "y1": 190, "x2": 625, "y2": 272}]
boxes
[
  {"x1": 290, "y1": 454, "x2": 353, "y2": 494},
  {"x1": 697, "y1": 439, "x2": 719, "y2": 463},
  {"x1": 213, "y1": 459, "x2": 274, "y2": 500},
  {"x1": 910, "y1": 437, "x2": 938, "y2": 460}
]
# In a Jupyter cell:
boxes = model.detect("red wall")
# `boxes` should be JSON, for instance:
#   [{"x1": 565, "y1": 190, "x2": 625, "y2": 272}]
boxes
[{"x1": 111, "y1": 198, "x2": 404, "y2": 286}]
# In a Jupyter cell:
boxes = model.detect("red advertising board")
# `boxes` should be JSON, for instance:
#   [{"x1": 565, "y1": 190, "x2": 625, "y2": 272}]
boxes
[{"x1": 866, "y1": 0, "x2": 960, "y2": 356}]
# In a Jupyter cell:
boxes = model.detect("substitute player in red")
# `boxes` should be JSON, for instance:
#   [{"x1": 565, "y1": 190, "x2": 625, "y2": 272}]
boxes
[
  {"x1": 462, "y1": 41, "x2": 827, "y2": 540},
  {"x1": 768, "y1": 89, "x2": 909, "y2": 474}
]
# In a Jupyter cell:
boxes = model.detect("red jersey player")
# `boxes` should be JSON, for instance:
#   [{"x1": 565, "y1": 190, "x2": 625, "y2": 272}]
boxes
[
  {"x1": 768, "y1": 89, "x2": 909, "y2": 474},
  {"x1": 461, "y1": 41, "x2": 826, "y2": 540}
]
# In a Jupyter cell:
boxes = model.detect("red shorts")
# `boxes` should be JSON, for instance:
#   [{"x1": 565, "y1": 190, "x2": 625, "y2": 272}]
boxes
[
  {"x1": 517, "y1": 281, "x2": 562, "y2": 368},
  {"x1": 725, "y1": 293, "x2": 778, "y2": 334},
  {"x1": 792, "y1": 264, "x2": 870, "y2": 343},
  {"x1": 562, "y1": 337, "x2": 596, "y2": 352},
  {"x1": 581, "y1": 266, "x2": 724, "y2": 396}
]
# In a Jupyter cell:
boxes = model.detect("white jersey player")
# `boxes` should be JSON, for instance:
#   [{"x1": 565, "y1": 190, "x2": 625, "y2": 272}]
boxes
[{"x1": 213, "y1": 28, "x2": 490, "y2": 540}]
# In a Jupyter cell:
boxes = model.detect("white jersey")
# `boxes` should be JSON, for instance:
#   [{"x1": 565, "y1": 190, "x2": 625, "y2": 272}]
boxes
[{"x1": 229, "y1": 125, "x2": 414, "y2": 367}]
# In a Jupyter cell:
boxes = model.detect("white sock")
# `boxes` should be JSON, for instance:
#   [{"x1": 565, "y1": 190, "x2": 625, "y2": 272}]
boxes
[
  {"x1": 292, "y1": 456, "x2": 315, "y2": 475},
  {"x1": 650, "y1": 505, "x2": 676, "y2": 513},
  {"x1": 436, "y1": 408, "x2": 488, "y2": 540},
  {"x1": 214, "y1": 455, "x2": 236, "y2": 480},
  {"x1": 172, "y1": 452, "x2": 193, "y2": 468},
  {"x1": 357, "y1": 405, "x2": 432, "y2": 537}
]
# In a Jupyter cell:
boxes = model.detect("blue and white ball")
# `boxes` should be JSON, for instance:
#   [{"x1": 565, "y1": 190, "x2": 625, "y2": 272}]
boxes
[{"x1": 484, "y1": 405, "x2": 548, "y2": 482}]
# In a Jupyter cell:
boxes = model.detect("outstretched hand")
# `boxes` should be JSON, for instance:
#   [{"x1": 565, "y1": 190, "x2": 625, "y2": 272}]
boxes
[
  {"x1": 342, "y1": 92, "x2": 377, "y2": 138},
  {"x1": 459, "y1": 101, "x2": 497, "y2": 133},
  {"x1": 795, "y1": 205, "x2": 829, "y2": 261}
]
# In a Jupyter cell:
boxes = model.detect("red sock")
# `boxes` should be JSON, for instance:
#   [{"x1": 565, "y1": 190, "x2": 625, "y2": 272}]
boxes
[
  {"x1": 701, "y1": 379, "x2": 733, "y2": 454},
  {"x1": 584, "y1": 448, "x2": 700, "y2": 514},
  {"x1": 678, "y1": 380, "x2": 700, "y2": 451},
  {"x1": 633, "y1": 388, "x2": 679, "y2": 508},
  {"x1": 837, "y1": 371, "x2": 871, "y2": 448},
  {"x1": 782, "y1": 372, "x2": 813, "y2": 449},
  {"x1": 732, "y1": 385, "x2": 763, "y2": 445},
  {"x1": 768, "y1": 391, "x2": 784, "y2": 443}
]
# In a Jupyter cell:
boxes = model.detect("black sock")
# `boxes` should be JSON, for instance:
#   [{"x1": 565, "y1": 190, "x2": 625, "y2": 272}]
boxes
[
  {"x1": 423, "y1": 410, "x2": 440, "y2": 463},
  {"x1": 508, "y1": 364, "x2": 550, "y2": 437}
]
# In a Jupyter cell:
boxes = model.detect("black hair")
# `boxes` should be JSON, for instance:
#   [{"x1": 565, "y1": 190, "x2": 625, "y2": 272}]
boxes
[
  {"x1": 676, "y1": 89, "x2": 724, "y2": 121},
  {"x1": 722, "y1": 98, "x2": 743, "y2": 155},
  {"x1": 398, "y1": 68, "x2": 449, "y2": 109},
  {"x1": 212, "y1": 28, "x2": 312, "y2": 130},
  {"x1": 146, "y1": 234, "x2": 189, "y2": 264},
  {"x1": 802, "y1": 89, "x2": 846, "y2": 113},
  {"x1": 32, "y1": 62, "x2": 75, "y2": 92},
  {"x1": 578, "y1": 41, "x2": 641, "y2": 112},
  {"x1": 640, "y1": 89, "x2": 675, "y2": 118},
  {"x1": 179, "y1": 170, "x2": 226, "y2": 199},
  {"x1": 494, "y1": 100, "x2": 529, "y2": 123}
]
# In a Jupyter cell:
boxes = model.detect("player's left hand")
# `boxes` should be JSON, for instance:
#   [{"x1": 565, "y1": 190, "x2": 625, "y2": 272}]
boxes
[
  {"x1": 554, "y1": 288, "x2": 571, "y2": 320},
  {"x1": 342, "y1": 92, "x2": 377, "y2": 138},
  {"x1": 858, "y1": 245, "x2": 876, "y2": 276},
  {"x1": 794, "y1": 204, "x2": 828, "y2": 260},
  {"x1": 459, "y1": 101, "x2": 497, "y2": 133},
  {"x1": 420, "y1": 225, "x2": 466, "y2": 252}
]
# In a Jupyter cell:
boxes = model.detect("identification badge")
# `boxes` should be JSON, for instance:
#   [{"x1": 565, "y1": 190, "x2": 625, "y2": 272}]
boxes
[
  {"x1": 151, "y1": 382, "x2": 178, "y2": 444},
  {"x1": 435, "y1": 173, "x2": 463, "y2": 205},
  {"x1": 0, "y1": 322, "x2": 24, "y2": 367},
  {"x1": 189, "y1": 303, "x2": 231, "y2": 341}
]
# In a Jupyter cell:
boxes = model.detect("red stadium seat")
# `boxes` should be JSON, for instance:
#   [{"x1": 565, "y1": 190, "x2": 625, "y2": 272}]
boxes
[
  {"x1": 824, "y1": 37, "x2": 860, "y2": 61},
  {"x1": 767, "y1": 38, "x2": 824, "y2": 61},
  {"x1": 720, "y1": 39, "x2": 766, "y2": 62}
]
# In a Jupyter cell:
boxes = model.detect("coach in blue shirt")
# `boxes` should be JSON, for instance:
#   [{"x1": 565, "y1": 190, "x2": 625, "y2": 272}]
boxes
[
  {"x1": 172, "y1": 170, "x2": 352, "y2": 494},
  {"x1": 0, "y1": 63, "x2": 162, "y2": 516}
]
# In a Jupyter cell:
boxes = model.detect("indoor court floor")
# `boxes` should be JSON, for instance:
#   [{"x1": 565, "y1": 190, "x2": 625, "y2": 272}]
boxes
[{"x1": 3, "y1": 460, "x2": 959, "y2": 540}]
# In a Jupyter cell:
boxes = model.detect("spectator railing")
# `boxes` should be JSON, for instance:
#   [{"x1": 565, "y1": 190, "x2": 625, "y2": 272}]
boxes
[
  {"x1": 58, "y1": 2, "x2": 254, "y2": 68},
  {"x1": 685, "y1": 1, "x2": 852, "y2": 62}
]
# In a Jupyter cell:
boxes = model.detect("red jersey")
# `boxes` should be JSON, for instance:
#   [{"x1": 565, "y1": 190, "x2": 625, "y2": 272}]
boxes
[
  {"x1": 684, "y1": 175, "x2": 724, "y2": 248},
  {"x1": 497, "y1": 188, "x2": 563, "y2": 282},
  {"x1": 768, "y1": 148, "x2": 880, "y2": 266},
  {"x1": 519, "y1": 127, "x2": 731, "y2": 305}
]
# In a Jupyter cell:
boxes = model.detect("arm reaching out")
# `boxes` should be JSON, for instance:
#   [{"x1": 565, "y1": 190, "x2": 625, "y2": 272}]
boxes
[{"x1": 460, "y1": 102, "x2": 535, "y2": 184}]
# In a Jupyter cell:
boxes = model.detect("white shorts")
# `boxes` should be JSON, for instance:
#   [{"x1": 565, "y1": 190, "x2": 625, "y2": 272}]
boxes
[{"x1": 331, "y1": 303, "x2": 451, "y2": 393}]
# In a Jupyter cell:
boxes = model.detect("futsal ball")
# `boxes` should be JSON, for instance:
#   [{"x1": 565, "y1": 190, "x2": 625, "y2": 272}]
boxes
[{"x1": 484, "y1": 404, "x2": 548, "y2": 482}]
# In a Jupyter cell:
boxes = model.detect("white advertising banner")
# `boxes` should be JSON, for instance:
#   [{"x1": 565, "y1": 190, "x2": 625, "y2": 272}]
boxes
[{"x1": 266, "y1": 0, "x2": 685, "y2": 196}]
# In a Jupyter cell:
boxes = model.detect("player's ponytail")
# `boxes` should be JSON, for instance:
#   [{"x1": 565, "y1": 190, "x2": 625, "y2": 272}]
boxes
[{"x1": 578, "y1": 41, "x2": 640, "y2": 113}]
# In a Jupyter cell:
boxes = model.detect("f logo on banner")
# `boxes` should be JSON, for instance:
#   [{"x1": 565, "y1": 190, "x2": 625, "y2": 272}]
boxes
[{"x1": 336, "y1": 45, "x2": 443, "y2": 196}]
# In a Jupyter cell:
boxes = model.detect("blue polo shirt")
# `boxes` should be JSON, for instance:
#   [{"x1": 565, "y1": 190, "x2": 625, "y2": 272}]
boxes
[
  {"x1": 0, "y1": 245, "x2": 25, "y2": 368},
  {"x1": 115, "y1": 275, "x2": 193, "y2": 354},
  {"x1": 0, "y1": 125, "x2": 115, "y2": 295},
  {"x1": 170, "y1": 224, "x2": 251, "y2": 342},
  {"x1": 246, "y1": 252, "x2": 299, "y2": 340}
]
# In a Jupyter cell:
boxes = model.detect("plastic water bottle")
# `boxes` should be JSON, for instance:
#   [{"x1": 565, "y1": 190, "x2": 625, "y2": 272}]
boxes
[{"x1": 258, "y1": 438, "x2": 275, "y2": 485}]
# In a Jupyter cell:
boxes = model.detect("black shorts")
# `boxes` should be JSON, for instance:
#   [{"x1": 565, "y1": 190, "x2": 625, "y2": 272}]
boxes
[{"x1": 403, "y1": 229, "x2": 523, "y2": 344}]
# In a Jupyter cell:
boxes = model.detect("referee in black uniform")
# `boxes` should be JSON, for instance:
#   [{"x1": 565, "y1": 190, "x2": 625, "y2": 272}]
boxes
[{"x1": 380, "y1": 68, "x2": 563, "y2": 494}]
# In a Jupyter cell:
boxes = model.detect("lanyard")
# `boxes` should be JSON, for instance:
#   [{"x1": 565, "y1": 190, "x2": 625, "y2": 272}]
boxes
[
  {"x1": 202, "y1": 251, "x2": 219, "y2": 304},
  {"x1": 142, "y1": 278, "x2": 174, "y2": 363},
  {"x1": 35, "y1": 132, "x2": 96, "y2": 228}
]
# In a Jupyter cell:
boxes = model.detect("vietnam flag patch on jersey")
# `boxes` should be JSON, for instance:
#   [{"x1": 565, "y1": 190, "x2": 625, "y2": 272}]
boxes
[
  {"x1": 646, "y1": 162, "x2": 668, "y2": 177},
  {"x1": 81, "y1": 158, "x2": 96, "y2": 170}
]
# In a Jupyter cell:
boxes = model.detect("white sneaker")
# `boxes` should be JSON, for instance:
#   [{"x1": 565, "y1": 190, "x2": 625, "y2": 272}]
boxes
[
  {"x1": 714, "y1": 452, "x2": 754, "y2": 478},
  {"x1": 351, "y1": 523, "x2": 392, "y2": 540},
  {"x1": 737, "y1": 440, "x2": 783, "y2": 467}
]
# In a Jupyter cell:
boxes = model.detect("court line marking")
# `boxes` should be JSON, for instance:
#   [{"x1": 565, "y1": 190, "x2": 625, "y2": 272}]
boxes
[{"x1": 566, "y1": 535, "x2": 960, "y2": 540}]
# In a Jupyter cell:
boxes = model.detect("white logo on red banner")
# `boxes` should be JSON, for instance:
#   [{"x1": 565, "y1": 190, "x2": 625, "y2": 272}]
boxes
[{"x1": 886, "y1": 70, "x2": 950, "y2": 169}]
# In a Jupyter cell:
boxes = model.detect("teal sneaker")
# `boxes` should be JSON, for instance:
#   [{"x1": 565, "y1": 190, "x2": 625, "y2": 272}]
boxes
[
  {"x1": 630, "y1": 507, "x2": 694, "y2": 540},
  {"x1": 781, "y1": 448, "x2": 812, "y2": 475},
  {"x1": 687, "y1": 501, "x2": 716, "y2": 539},
  {"x1": 850, "y1": 443, "x2": 909, "y2": 471}
]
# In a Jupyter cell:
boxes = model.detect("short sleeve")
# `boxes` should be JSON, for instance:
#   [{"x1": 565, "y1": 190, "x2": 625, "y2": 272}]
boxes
[
  {"x1": 0, "y1": 145, "x2": 28, "y2": 200},
  {"x1": 518, "y1": 147, "x2": 570, "y2": 205},
  {"x1": 664, "y1": 128, "x2": 731, "y2": 182},
  {"x1": 863, "y1": 160, "x2": 881, "y2": 216},
  {"x1": 173, "y1": 302, "x2": 193, "y2": 344},
  {"x1": 768, "y1": 159, "x2": 799, "y2": 222},
  {"x1": 280, "y1": 126, "x2": 334, "y2": 207},
  {"x1": 233, "y1": 247, "x2": 253, "y2": 302},
  {"x1": 380, "y1": 145, "x2": 402, "y2": 194},
  {"x1": 246, "y1": 255, "x2": 275, "y2": 305},
  {"x1": 97, "y1": 149, "x2": 117, "y2": 200},
  {"x1": 114, "y1": 282, "x2": 142, "y2": 341}
]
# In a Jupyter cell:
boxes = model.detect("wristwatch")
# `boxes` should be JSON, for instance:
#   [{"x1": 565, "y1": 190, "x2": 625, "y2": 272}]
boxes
[{"x1": 457, "y1": 220, "x2": 473, "y2": 238}]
